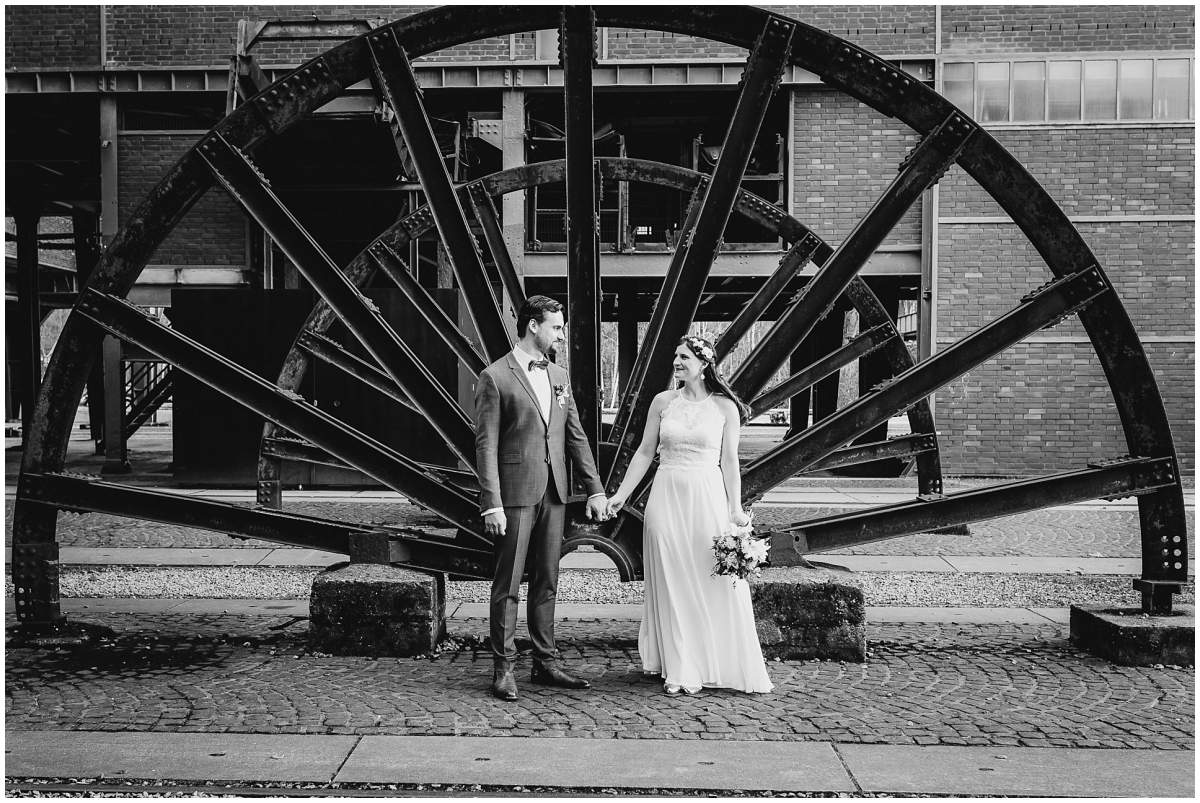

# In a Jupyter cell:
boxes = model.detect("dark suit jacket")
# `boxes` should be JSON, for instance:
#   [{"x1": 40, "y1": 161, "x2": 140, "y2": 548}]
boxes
[{"x1": 474, "y1": 352, "x2": 604, "y2": 511}]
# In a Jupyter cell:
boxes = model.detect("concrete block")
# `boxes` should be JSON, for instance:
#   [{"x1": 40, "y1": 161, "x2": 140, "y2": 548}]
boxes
[
  {"x1": 751, "y1": 566, "x2": 866, "y2": 662},
  {"x1": 308, "y1": 563, "x2": 445, "y2": 657},
  {"x1": 1069, "y1": 604, "x2": 1194, "y2": 666}
]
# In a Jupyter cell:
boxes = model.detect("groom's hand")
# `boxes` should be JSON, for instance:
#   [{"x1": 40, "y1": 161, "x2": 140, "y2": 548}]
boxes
[
  {"x1": 483, "y1": 510, "x2": 507, "y2": 537},
  {"x1": 585, "y1": 495, "x2": 609, "y2": 522}
]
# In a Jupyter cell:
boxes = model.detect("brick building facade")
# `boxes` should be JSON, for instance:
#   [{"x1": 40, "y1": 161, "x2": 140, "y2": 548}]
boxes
[{"x1": 5, "y1": 5, "x2": 1193, "y2": 477}]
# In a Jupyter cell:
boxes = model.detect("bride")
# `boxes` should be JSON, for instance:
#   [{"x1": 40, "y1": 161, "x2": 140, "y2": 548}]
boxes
[{"x1": 607, "y1": 334, "x2": 773, "y2": 695}]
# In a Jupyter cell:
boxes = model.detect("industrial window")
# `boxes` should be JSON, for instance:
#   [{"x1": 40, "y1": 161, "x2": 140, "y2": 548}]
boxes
[{"x1": 943, "y1": 55, "x2": 1193, "y2": 123}]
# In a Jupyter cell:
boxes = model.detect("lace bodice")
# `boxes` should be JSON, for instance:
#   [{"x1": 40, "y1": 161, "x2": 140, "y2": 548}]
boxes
[{"x1": 657, "y1": 391, "x2": 725, "y2": 469}]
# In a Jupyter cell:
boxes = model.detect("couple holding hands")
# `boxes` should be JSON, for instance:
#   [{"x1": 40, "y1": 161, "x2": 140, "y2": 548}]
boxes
[{"x1": 475, "y1": 295, "x2": 773, "y2": 701}]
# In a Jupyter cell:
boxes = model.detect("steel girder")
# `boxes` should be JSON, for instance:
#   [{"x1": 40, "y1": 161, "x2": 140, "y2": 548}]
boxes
[{"x1": 12, "y1": 6, "x2": 1187, "y2": 631}]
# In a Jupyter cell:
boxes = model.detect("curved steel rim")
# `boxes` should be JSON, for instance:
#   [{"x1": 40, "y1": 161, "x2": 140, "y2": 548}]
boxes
[{"x1": 18, "y1": 5, "x2": 1183, "y2": 592}]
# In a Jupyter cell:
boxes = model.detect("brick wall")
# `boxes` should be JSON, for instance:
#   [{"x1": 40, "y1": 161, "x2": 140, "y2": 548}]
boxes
[
  {"x1": 790, "y1": 88, "x2": 923, "y2": 246},
  {"x1": 935, "y1": 342, "x2": 1193, "y2": 475},
  {"x1": 118, "y1": 134, "x2": 245, "y2": 267},
  {"x1": 104, "y1": 5, "x2": 509, "y2": 67},
  {"x1": 938, "y1": 221, "x2": 1194, "y2": 340},
  {"x1": 5, "y1": 5, "x2": 101, "y2": 70},
  {"x1": 605, "y1": 6, "x2": 934, "y2": 61},
  {"x1": 936, "y1": 222, "x2": 1194, "y2": 474},
  {"x1": 942, "y1": 5, "x2": 1194, "y2": 54},
  {"x1": 11, "y1": 6, "x2": 1194, "y2": 72},
  {"x1": 940, "y1": 126, "x2": 1195, "y2": 217},
  {"x1": 768, "y1": 5, "x2": 936, "y2": 55}
]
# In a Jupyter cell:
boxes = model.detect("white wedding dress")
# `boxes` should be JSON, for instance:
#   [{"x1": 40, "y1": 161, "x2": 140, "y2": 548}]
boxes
[{"x1": 638, "y1": 391, "x2": 774, "y2": 693}]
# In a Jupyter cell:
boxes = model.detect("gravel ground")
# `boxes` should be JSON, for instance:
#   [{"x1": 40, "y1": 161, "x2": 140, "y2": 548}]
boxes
[{"x1": 9, "y1": 566, "x2": 1194, "y2": 608}]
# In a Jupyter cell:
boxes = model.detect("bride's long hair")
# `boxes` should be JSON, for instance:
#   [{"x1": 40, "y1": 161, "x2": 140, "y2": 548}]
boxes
[{"x1": 676, "y1": 335, "x2": 753, "y2": 424}]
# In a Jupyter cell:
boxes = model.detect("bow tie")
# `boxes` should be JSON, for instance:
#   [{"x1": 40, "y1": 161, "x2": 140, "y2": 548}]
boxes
[{"x1": 528, "y1": 359, "x2": 549, "y2": 371}]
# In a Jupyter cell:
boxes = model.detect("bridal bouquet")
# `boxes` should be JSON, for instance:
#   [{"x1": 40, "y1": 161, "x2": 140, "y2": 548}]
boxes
[{"x1": 712, "y1": 514, "x2": 770, "y2": 582}]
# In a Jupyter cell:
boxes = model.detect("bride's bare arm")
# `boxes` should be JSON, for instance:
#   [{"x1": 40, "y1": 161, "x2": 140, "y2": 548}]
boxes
[
  {"x1": 609, "y1": 391, "x2": 669, "y2": 508},
  {"x1": 717, "y1": 398, "x2": 750, "y2": 524}
]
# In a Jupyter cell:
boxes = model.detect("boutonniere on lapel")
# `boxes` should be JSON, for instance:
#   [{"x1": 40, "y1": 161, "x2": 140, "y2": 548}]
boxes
[{"x1": 553, "y1": 384, "x2": 569, "y2": 409}]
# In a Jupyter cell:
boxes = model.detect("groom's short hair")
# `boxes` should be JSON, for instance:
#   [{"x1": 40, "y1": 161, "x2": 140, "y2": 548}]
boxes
[{"x1": 517, "y1": 295, "x2": 563, "y2": 337}]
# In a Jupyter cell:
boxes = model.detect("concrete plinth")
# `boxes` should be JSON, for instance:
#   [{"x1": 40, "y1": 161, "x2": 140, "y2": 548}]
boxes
[
  {"x1": 308, "y1": 563, "x2": 445, "y2": 657},
  {"x1": 1069, "y1": 604, "x2": 1194, "y2": 666},
  {"x1": 751, "y1": 566, "x2": 866, "y2": 661}
]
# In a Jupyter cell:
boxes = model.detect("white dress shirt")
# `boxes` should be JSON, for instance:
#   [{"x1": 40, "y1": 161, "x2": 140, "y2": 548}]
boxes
[
  {"x1": 481, "y1": 344, "x2": 604, "y2": 517},
  {"x1": 513, "y1": 343, "x2": 552, "y2": 423}
]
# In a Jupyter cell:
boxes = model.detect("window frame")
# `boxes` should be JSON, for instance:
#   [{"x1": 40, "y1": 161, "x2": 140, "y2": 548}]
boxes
[{"x1": 939, "y1": 53, "x2": 1194, "y2": 125}]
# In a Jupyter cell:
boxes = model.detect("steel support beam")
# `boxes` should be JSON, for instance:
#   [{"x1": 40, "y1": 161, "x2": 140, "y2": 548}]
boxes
[
  {"x1": 263, "y1": 435, "x2": 478, "y2": 493},
  {"x1": 802, "y1": 433, "x2": 938, "y2": 474},
  {"x1": 100, "y1": 334, "x2": 129, "y2": 473},
  {"x1": 606, "y1": 17, "x2": 794, "y2": 487},
  {"x1": 366, "y1": 241, "x2": 488, "y2": 376},
  {"x1": 14, "y1": 211, "x2": 42, "y2": 441},
  {"x1": 74, "y1": 288, "x2": 489, "y2": 546},
  {"x1": 366, "y1": 26, "x2": 511, "y2": 361},
  {"x1": 749, "y1": 322, "x2": 895, "y2": 418},
  {"x1": 19, "y1": 472, "x2": 493, "y2": 578},
  {"x1": 714, "y1": 232, "x2": 821, "y2": 362},
  {"x1": 783, "y1": 457, "x2": 1178, "y2": 554},
  {"x1": 732, "y1": 111, "x2": 977, "y2": 400},
  {"x1": 742, "y1": 266, "x2": 1111, "y2": 500},
  {"x1": 466, "y1": 183, "x2": 525, "y2": 313},
  {"x1": 22, "y1": 472, "x2": 352, "y2": 552},
  {"x1": 196, "y1": 133, "x2": 476, "y2": 466},
  {"x1": 296, "y1": 330, "x2": 417, "y2": 414},
  {"x1": 562, "y1": 6, "x2": 602, "y2": 452},
  {"x1": 72, "y1": 211, "x2": 106, "y2": 452}
]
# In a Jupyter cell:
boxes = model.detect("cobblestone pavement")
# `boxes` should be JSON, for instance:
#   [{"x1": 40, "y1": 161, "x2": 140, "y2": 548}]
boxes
[
  {"x1": 8, "y1": 504, "x2": 1193, "y2": 558},
  {"x1": 6, "y1": 614, "x2": 1192, "y2": 750}
]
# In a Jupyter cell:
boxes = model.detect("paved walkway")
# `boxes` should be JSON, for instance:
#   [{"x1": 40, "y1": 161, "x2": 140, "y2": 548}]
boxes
[{"x1": 6, "y1": 731, "x2": 1192, "y2": 796}]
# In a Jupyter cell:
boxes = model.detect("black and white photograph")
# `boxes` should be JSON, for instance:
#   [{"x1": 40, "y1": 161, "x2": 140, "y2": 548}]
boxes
[{"x1": 3, "y1": 2, "x2": 1194, "y2": 797}]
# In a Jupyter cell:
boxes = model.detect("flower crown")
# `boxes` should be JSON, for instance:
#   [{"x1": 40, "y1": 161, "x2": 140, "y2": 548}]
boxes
[{"x1": 682, "y1": 335, "x2": 717, "y2": 364}]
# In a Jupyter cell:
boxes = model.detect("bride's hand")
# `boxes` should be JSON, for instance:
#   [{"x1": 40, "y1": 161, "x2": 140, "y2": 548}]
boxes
[
  {"x1": 731, "y1": 509, "x2": 752, "y2": 528},
  {"x1": 606, "y1": 495, "x2": 626, "y2": 517}
]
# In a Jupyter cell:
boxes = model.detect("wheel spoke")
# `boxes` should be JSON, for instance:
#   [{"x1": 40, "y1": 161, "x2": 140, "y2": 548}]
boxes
[
  {"x1": 713, "y1": 232, "x2": 822, "y2": 361},
  {"x1": 20, "y1": 471, "x2": 493, "y2": 577},
  {"x1": 366, "y1": 26, "x2": 511, "y2": 361},
  {"x1": 609, "y1": 183, "x2": 705, "y2": 451},
  {"x1": 196, "y1": 132, "x2": 476, "y2": 466},
  {"x1": 74, "y1": 288, "x2": 490, "y2": 547},
  {"x1": 366, "y1": 241, "x2": 488, "y2": 375},
  {"x1": 771, "y1": 457, "x2": 1177, "y2": 556},
  {"x1": 262, "y1": 435, "x2": 479, "y2": 494},
  {"x1": 606, "y1": 16, "x2": 795, "y2": 485},
  {"x1": 732, "y1": 111, "x2": 978, "y2": 400},
  {"x1": 295, "y1": 331, "x2": 416, "y2": 413},
  {"x1": 21, "y1": 472, "x2": 353, "y2": 552},
  {"x1": 802, "y1": 433, "x2": 938, "y2": 474},
  {"x1": 742, "y1": 266, "x2": 1111, "y2": 501},
  {"x1": 749, "y1": 322, "x2": 895, "y2": 418},
  {"x1": 466, "y1": 182, "x2": 525, "y2": 311},
  {"x1": 562, "y1": 5, "x2": 602, "y2": 451}
]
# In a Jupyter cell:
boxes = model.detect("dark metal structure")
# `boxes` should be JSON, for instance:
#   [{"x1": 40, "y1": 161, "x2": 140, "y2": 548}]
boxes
[{"x1": 12, "y1": 6, "x2": 1188, "y2": 637}]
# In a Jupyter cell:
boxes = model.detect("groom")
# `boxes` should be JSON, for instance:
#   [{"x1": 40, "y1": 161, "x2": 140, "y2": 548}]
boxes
[{"x1": 474, "y1": 295, "x2": 609, "y2": 701}]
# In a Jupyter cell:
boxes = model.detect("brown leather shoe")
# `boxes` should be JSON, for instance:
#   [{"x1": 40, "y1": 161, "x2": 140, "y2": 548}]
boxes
[
  {"x1": 531, "y1": 661, "x2": 591, "y2": 689},
  {"x1": 491, "y1": 662, "x2": 518, "y2": 701}
]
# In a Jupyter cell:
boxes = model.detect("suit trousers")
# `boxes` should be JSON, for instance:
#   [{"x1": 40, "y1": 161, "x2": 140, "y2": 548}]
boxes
[{"x1": 490, "y1": 480, "x2": 564, "y2": 664}]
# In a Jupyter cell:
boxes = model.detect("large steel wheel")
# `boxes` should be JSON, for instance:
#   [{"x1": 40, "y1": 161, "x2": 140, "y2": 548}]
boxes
[{"x1": 14, "y1": 6, "x2": 1187, "y2": 635}]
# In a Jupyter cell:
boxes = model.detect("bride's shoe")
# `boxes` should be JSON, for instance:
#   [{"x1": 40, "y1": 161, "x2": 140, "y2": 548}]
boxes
[
  {"x1": 681, "y1": 685, "x2": 702, "y2": 695},
  {"x1": 663, "y1": 683, "x2": 682, "y2": 695}
]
